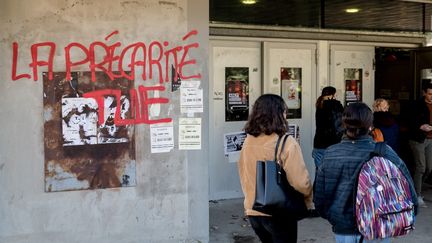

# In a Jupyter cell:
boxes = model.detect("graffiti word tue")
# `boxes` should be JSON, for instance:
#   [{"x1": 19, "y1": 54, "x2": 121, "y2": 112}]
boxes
[
  {"x1": 83, "y1": 84, "x2": 172, "y2": 126},
  {"x1": 12, "y1": 30, "x2": 201, "y2": 83}
]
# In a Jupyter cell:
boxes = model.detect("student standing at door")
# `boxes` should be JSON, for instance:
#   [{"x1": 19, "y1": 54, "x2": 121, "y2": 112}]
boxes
[
  {"x1": 238, "y1": 94, "x2": 313, "y2": 243},
  {"x1": 408, "y1": 82, "x2": 432, "y2": 208},
  {"x1": 312, "y1": 86, "x2": 344, "y2": 168},
  {"x1": 372, "y1": 98, "x2": 400, "y2": 153}
]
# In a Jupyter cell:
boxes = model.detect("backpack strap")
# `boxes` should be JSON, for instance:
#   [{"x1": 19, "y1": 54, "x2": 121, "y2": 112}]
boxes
[
  {"x1": 373, "y1": 141, "x2": 387, "y2": 157},
  {"x1": 354, "y1": 142, "x2": 388, "y2": 176}
]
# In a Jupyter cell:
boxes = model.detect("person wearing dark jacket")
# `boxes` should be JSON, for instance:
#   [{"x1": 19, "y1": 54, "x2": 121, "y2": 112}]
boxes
[
  {"x1": 372, "y1": 98, "x2": 400, "y2": 153},
  {"x1": 312, "y1": 86, "x2": 344, "y2": 168},
  {"x1": 408, "y1": 82, "x2": 432, "y2": 208},
  {"x1": 314, "y1": 102, "x2": 418, "y2": 243}
]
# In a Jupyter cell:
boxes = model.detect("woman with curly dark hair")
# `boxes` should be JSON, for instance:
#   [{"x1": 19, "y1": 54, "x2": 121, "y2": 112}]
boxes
[{"x1": 238, "y1": 94, "x2": 313, "y2": 242}]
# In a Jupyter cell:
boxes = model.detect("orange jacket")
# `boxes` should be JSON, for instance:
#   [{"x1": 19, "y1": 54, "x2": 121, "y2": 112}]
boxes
[{"x1": 371, "y1": 127, "x2": 384, "y2": 142}]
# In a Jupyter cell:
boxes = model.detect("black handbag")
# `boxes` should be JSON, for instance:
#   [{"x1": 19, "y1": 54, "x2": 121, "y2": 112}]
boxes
[{"x1": 252, "y1": 135, "x2": 308, "y2": 220}]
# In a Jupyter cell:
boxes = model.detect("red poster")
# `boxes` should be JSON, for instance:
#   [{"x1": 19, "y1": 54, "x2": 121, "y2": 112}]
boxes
[{"x1": 225, "y1": 67, "x2": 249, "y2": 122}]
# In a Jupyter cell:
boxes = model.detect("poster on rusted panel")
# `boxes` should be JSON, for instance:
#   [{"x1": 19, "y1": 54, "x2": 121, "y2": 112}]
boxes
[{"x1": 43, "y1": 71, "x2": 136, "y2": 192}]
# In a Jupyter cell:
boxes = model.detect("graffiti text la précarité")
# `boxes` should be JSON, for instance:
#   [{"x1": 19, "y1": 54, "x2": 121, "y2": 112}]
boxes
[{"x1": 12, "y1": 30, "x2": 201, "y2": 125}]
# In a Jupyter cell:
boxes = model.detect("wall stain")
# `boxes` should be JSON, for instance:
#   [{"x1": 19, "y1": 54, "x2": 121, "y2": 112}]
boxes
[
  {"x1": 43, "y1": 71, "x2": 136, "y2": 192},
  {"x1": 121, "y1": 1, "x2": 140, "y2": 7},
  {"x1": 159, "y1": 1, "x2": 177, "y2": 6}
]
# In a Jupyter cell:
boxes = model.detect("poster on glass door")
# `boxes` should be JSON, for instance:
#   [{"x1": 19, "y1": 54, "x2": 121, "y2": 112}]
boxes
[
  {"x1": 281, "y1": 67, "x2": 302, "y2": 118},
  {"x1": 225, "y1": 67, "x2": 249, "y2": 122},
  {"x1": 344, "y1": 68, "x2": 362, "y2": 106}
]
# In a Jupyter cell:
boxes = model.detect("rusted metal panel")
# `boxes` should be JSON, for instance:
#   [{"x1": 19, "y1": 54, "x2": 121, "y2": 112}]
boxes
[{"x1": 43, "y1": 71, "x2": 136, "y2": 192}]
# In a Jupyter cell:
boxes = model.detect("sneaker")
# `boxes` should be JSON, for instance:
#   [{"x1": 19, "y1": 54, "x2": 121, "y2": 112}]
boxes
[{"x1": 418, "y1": 196, "x2": 428, "y2": 208}]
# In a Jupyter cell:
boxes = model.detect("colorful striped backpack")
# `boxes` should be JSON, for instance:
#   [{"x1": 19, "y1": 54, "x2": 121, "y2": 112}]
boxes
[{"x1": 355, "y1": 142, "x2": 415, "y2": 240}]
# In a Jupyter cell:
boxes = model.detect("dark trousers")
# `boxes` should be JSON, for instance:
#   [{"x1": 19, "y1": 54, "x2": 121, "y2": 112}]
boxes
[{"x1": 248, "y1": 215, "x2": 298, "y2": 243}]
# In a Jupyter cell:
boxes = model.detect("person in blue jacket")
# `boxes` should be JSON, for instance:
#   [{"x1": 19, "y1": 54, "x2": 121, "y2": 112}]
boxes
[
  {"x1": 314, "y1": 102, "x2": 418, "y2": 243},
  {"x1": 372, "y1": 98, "x2": 400, "y2": 153}
]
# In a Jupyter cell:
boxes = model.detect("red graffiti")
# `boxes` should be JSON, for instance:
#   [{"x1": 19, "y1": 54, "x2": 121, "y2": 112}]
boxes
[
  {"x1": 105, "y1": 30, "x2": 119, "y2": 41},
  {"x1": 12, "y1": 42, "x2": 56, "y2": 81},
  {"x1": 12, "y1": 30, "x2": 201, "y2": 83},
  {"x1": 65, "y1": 43, "x2": 90, "y2": 81},
  {"x1": 12, "y1": 43, "x2": 30, "y2": 80},
  {"x1": 83, "y1": 85, "x2": 172, "y2": 126},
  {"x1": 30, "y1": 42, "x2": 56, "y2": 81}
]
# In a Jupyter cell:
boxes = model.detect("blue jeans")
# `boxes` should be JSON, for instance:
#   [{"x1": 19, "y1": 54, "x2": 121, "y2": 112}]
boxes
[
  {"x1": 312, "y1": 148, "x2": 326, "y2": 168},
  {"x1": 335, "y1": 234, "x2": 391, "y2": 243}
]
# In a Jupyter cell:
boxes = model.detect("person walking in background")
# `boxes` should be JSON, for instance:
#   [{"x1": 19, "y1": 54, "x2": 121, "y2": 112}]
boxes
[
  {"x1": 238, "y1": 94, "x2": 313, "y2": 243},
  {"x1": 314, "y1": 102, "x2": 417, "y2": 243},
  {"x1": 312, "y1": 86, "x2": 344, "y2": 168},
  {"x1": 372, "y1": 98, "x2": 400, "y2": 152},
  {"x1": 408, "y1": 82, "x2": 432, "y2": 208}
]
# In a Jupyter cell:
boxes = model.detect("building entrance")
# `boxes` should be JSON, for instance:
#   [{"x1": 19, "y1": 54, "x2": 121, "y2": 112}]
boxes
[{"x1": 209, "y1": 38, "x2": 420, "y2": 201}]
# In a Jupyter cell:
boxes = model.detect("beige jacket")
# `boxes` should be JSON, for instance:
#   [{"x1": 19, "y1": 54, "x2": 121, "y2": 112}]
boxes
[{"x1": 238, "y1": 133, "x2": 313, "y2": 216}]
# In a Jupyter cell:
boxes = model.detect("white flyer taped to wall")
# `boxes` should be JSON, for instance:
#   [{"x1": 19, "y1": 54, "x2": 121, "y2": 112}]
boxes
[
  {"x1": 224, "y1": 132, "x2": 246, "y2": 155},
  {"x1": 180, "y1": 81, "x2": 203, "y2": 113},
  {"x1": 179, "y1": 118, "x2": 201, "y2": 150},
  {"x1": 150, "y1": 122, "x2": 174, "y2": 153}
]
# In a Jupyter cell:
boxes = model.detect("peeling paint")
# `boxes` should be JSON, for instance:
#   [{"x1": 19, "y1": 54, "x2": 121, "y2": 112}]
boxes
[
  {"x1": 120, "y1": 1, "x2": 140, "y2": 7},
  {"x1": 46, "y1": 161, "x2": 90, "y2": 192},
  {"x1": 44, "y1": 107, "x2": 53, "y2": 121}
]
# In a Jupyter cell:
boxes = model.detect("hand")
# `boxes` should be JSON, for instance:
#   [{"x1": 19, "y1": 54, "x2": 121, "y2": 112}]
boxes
[{"x1": 420, "y1": 124, "x2": 432, "y2": 132}]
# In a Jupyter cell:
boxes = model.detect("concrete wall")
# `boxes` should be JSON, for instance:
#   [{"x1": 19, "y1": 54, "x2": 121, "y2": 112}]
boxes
[{"x1": 0, "y1": 0, "x2": 209, "y2": 242}]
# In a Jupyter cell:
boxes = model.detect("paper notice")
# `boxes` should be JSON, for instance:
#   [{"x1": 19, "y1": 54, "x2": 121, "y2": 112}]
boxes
[
  {"x1": 179, "y1": 118, "x2": 201, "y2": 150},
  {"x1": 150, "y1": 122, "x2": 174, "y2": 153},
  {"x1": 180, "y1": 81, "x2": 203, "y2": 114}
]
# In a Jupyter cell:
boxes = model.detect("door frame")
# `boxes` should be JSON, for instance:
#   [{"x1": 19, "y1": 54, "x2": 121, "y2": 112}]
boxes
[
  {"x1": 262, "y1": 41, "x2": 318, "y2": 175},
  {"x1": 209, "y1": 39, "x2": 262, "y2": 200},
  {"x1": 328, "y1": 41, "x2": 419, "y2": 107}
]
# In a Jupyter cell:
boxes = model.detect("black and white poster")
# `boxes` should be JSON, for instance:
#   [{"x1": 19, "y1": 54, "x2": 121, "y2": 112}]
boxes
[{"x1": 224, "y1": 132, "x2": 247, "y2": 155}]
